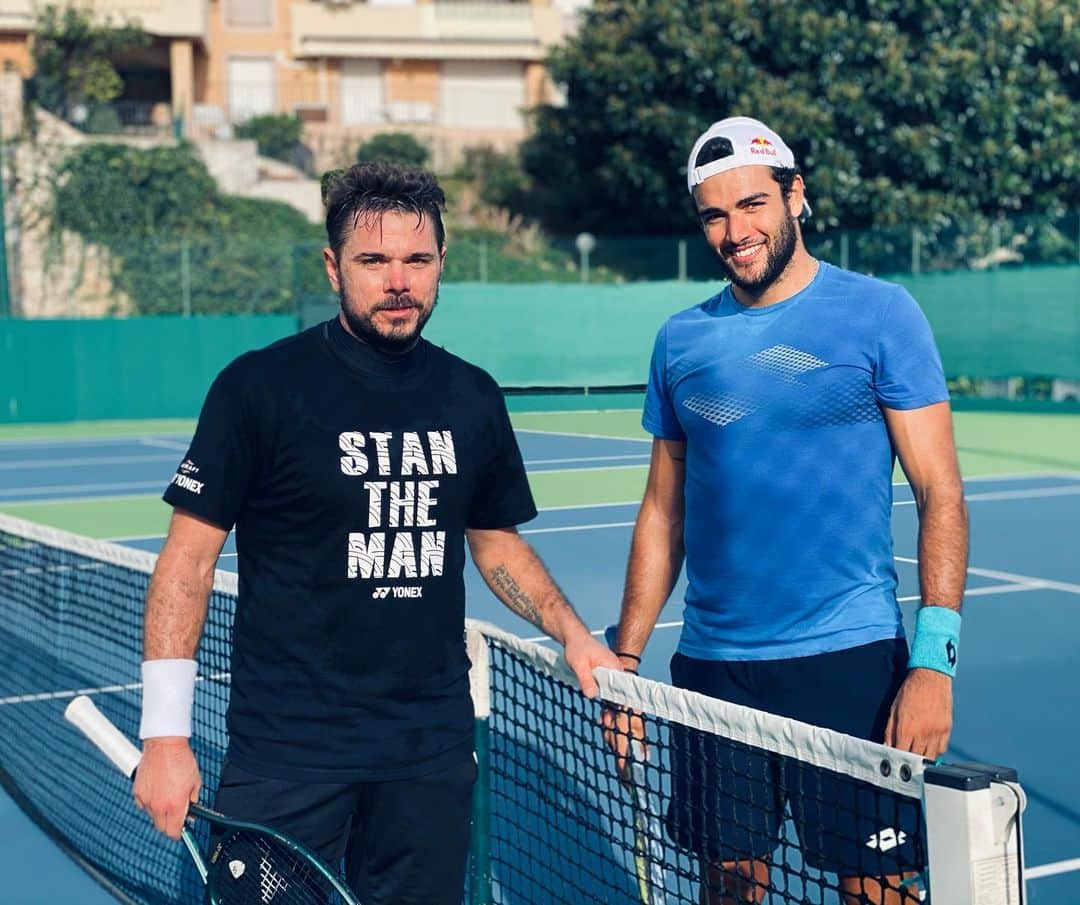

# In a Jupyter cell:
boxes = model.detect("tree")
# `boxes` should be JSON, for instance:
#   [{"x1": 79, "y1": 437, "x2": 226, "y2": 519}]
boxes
[
  {"x1": 521, "y1": 0, "x2": 1079, "y2": 235},
  {"x1": 235, "y1": 114, "x2": 305, "y2": 164},
  {"x1": 52, "y1": 143, "x2": 325, "y2": 314},
  {"x1": 29, "y1": 3, "x2": 148, "y2": 124},
  {"x1": 356, "y1": 132, "x2": 430, "y2": 168}
]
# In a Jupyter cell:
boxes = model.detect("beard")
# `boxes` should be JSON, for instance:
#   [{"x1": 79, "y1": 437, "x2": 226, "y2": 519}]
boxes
[
  {"x1": 338, "y1": 286, "x2": 438, "y2": 355},
  {"x1": 716, "y1": 212, "x2": 799, "y2": 295}
]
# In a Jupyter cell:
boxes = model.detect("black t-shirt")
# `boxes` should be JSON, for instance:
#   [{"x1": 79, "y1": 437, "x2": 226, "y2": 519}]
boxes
[{"x1": 163, "y1": 318, "x2": 537, "y2": 781}]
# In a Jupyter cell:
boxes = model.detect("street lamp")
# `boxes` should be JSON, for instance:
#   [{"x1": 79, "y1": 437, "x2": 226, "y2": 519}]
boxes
[{"x1": 575, "y1": 231, "x2": 595, "y2": 283}]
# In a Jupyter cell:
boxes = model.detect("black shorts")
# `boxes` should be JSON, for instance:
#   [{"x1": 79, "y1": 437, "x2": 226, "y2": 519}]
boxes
[
  {"x1": 666, "y1": 639, "x2": 924, "y2": 878},
  {"x1": 212, "y1": 746, "x2": 476, "y2": 905}
]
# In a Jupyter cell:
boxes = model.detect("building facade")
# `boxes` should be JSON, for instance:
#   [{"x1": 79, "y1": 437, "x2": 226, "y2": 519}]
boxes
[{"x1": 0, "y1": 0, "x2": 571, "y2": 170}]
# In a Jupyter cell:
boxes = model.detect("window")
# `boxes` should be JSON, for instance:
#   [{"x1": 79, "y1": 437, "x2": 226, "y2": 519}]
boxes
[
  {"x1": 225, "y1": 0, "x2": 272, "y2": 29},
  {"x1": 439, "y1": 61, "x2": 524, "y2": 130},
  {"x1": 341, "y1": 60, "x2": 385, "y2": 125},
  {"x1": 228, "y1": 58, "x2": 275, "y2": 122}
]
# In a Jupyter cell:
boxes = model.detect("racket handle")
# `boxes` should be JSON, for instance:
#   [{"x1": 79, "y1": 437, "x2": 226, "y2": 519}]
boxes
[{"x1": 65, "y1": 695, "x2": 141, "y2": 779}]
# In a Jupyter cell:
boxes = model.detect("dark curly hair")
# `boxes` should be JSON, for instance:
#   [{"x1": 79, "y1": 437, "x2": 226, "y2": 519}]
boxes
[{"x1": 324, "y1": 161, "x2": 446, "y2": 257}]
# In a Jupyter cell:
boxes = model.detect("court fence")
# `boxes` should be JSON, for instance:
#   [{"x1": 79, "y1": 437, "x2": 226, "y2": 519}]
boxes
[
  {"x1": 1, "y1": 211, "x2": 1077, "y2": 319},
  {"x1": 0, "y1": 265, "x2": 1077, "y2": 423}
]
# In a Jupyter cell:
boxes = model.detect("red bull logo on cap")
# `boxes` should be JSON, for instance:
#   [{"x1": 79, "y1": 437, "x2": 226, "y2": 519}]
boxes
[{"x1": 749, "y1": 136, "x2": 778, "y2": 156}]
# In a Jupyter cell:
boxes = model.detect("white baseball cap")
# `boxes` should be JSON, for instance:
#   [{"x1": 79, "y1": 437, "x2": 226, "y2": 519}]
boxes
[{"x1": 686, "y1": 116, "x2": 812, "y2": 218}]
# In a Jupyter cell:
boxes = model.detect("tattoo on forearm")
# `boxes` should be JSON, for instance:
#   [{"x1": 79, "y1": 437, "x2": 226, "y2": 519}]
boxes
[{"x1": 489, "y1": 565, "x2": 543, "y2": 629}]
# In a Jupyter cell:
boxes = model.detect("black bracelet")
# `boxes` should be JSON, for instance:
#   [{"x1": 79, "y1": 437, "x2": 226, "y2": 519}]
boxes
[
  {"x1": 623, "y1": 668, "x2": 639, "y2": 675},
  {"x1": 615, "y1": 650, "x2": 642, "y2": 664}
]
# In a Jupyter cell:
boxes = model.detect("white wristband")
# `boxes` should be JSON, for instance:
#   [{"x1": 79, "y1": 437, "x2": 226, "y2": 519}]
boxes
[{"x1": 139, "y1": 659, "x2": 198, "y2": 739}]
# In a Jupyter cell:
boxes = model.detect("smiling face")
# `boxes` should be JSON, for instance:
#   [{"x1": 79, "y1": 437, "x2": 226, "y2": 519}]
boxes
[
  {"x1": 693, "y1": 165, "x2": 811, "y2": 306},
  {"x1": 323, "y1": 209, "x2": 445, "y2": 353}
]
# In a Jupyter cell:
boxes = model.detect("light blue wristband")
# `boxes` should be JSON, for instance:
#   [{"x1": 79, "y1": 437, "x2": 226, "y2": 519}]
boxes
[{"x1": 907, "y1": 606, "x2": 961, "y2": 678}]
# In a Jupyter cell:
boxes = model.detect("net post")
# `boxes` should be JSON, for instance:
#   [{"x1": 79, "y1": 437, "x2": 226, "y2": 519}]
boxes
[
  {"x1": 923, "y1": 762, "x2": 1026, "y2": 904},
  {"x1": 466, "y1": 623, "x2": 493, "y2": 905}
]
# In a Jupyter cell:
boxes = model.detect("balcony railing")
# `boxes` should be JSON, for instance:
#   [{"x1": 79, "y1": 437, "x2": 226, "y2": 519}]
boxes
[
  {"x1": 290, "y1": 1, "x2": 563, "y2": 60},
  {"x1": 5, "y1": 0, "x2": 207, "y2": 40}
]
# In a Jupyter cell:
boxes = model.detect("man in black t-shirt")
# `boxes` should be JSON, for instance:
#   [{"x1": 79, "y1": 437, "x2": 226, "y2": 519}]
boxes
[{"x1": 132, "y1": 162, "x2": 621, "y2": 904}]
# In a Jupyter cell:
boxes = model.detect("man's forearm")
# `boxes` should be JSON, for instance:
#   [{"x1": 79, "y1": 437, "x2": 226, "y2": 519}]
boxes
[
  {"x1": 143, "y1": 543, "x2": 214, "y2": 660},
  {"x1": 915, "y1": 484, "x2": 968, "y2": 611},
  {"x1": 473, "y1": 533, "x2": 587, "y2": 644},
  {"x1": 616, "y1": 502, "x2": 684, "y2": 658}
]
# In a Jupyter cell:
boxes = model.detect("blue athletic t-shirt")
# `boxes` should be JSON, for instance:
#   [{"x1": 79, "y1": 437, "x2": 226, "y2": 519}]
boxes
[{"x1": 643, "y1": 262, "x2": 948, "y2": 660}]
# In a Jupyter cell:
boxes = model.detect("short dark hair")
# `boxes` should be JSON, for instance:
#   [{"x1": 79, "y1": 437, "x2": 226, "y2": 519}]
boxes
[
  {"x1": 770, "y1": 166, "x2": 800, "y2": 206},
  {"x1": 324, "y1": 161, "x2": 446, "y2": 257}
]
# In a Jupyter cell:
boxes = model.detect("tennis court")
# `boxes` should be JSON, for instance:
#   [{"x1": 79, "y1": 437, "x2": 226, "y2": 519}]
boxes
[{"x1": 1, "y1": 408, "x2": 1078, "y2": 903}]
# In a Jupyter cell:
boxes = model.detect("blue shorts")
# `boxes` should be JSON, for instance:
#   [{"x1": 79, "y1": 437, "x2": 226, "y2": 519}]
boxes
[{"x1": 666, "y1": 639, "x2": 925, "y2": 879}]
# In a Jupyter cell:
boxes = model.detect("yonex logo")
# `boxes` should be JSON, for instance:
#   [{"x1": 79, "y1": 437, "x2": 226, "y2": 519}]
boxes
[
  {"x1": 170, "y1": 473, "x2": 204, "y2": 495},
  {"x1": 866, "y1": 828, "x2": 907, "y2": 851},
  {"x1": 372, "y1": 586, "x2": 423, "y2": 599}
]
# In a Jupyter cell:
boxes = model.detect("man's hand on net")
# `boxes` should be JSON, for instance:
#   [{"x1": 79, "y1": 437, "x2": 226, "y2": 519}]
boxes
[
  {"x1": 601, "y1": 703, "x2": 649, "y2": 776},
  {"x1": 563, "y1": 629, "x2": 623, "y2": 699},
  {"x1": 884, "y1": 668, "x2": 953, "y2": 760}
]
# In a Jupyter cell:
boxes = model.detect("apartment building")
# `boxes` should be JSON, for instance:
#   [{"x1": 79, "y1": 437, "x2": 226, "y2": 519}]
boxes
[{"x1": 0, "y1": 0, "x2": 574, "y2": 169}]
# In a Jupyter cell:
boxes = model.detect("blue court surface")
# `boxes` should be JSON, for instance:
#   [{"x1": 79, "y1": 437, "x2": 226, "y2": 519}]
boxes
[{"x1": 1, "y1": 423, "x2": 1078, "y2": 903}]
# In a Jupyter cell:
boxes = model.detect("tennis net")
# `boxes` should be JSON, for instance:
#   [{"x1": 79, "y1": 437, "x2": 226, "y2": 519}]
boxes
[{"x1": 0, "y1": 513, "x2": 1026, "y2": 904}]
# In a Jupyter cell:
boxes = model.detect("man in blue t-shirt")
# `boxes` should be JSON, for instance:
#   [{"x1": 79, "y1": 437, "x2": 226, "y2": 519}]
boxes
[{"x1": 606, "y1": 117, "x2": 968, "y2": 904}]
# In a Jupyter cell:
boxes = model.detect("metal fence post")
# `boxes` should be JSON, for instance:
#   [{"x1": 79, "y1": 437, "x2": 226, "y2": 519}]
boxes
[
  {"x1": 0, "y1": 119, "x2": 10, "y2": 317},
  {"x1": 840, "y1": 232, "x2": 849, "y2": 271},
  {"x1": 479, "y1": 240, "x2": 488, "y2": 283},
  {"x1": 181, "y1": 239, "x2": 192, "y2": 317},
  {"x1": 677, "y1": 239, "x2": 687, "y2": 281},
  {"x1": 911, "y1": 228, "x2": 921, "y2": 275}
]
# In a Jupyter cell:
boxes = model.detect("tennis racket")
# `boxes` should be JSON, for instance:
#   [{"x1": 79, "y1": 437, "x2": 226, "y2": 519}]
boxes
[
  {"x1": 64, "y1": 695, "x2": 360, "y2": 905},
  {"x1": 604, "y1": 626, "x2": 667, "y2": 905}
]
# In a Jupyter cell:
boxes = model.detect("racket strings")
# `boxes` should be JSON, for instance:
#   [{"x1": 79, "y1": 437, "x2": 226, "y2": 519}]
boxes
[{"x1": 210, "y1": 829, "x2": 348, "y2": 905}]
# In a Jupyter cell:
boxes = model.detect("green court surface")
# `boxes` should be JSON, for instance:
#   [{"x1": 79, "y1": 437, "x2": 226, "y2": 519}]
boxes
[{"x1": 0, "y1": 410, "x2": 1076, "y2": 540}]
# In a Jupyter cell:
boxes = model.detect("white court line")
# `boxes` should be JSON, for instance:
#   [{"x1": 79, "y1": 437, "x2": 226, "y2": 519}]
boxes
[
  {"x1": 961, "y1": 485, "x2": 1080, "y2": 503},
  {"x1": 3, "y1": 492, "x2": 161, "y2": 508},
  {"x1": 0, "y1": 453, "x2": 179, "y2": 471},
  {"x1": 898, "y1": 583, "x2": 1033, "y2": 602},
  {"x1": 524, "y1": 454, "x2": 651, "y2": 466},
  {"x1": 895, "y1": 556, "x2": 1080, "y2": 596},
  {"x1": 530, "y1": 463, "x2": 648, "y2": 476},
  {"x1": 515, "y1": 428, "x2": 651, "y2": 443},
  {"x1": 0, "y1": 561, "x2": 104, "y2": 580},
  {"x1": 0, "y1": 671, "x2": 230, "y2": 708},
  {"x1": 0, "y1": 480, "x2": 166, "y2": 499},
  {"x1": 0, "y1": 434, "x2": 188, "y2": 452},
  {"x1": 139, "y1": 438, "x2": 190, "y2": 452},
  {"x1": 1027, "y1": 857, "x2": 1080, "y2": 880},
  {"x1": 521, "y1": 521, "x2": 636, "y2": 536},
  {"x1": 538, "y1": 500, "x2": 639, "y2": 513}
]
